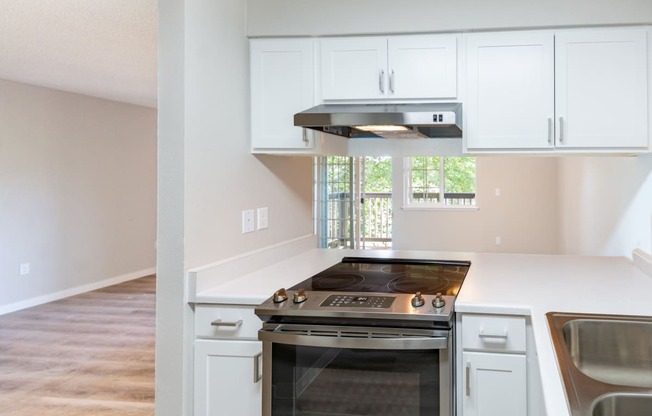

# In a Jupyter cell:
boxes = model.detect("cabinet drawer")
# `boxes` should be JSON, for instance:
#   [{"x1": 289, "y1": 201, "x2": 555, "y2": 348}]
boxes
[
  {"x1": 462, "y1": 314, "x2": 526, "y2": 353},
  {"x1": 195, "y1": 305, "x2": 262, "y2": 340}
]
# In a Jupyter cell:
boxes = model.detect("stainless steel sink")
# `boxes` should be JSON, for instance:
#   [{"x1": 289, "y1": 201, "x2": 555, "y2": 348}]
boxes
[
  {"x1": 592, "y1": 393, "x2": 652, "y2": 416},
  {"x1": 547, "y1": 312, "x2": 652, "y2": 416}
]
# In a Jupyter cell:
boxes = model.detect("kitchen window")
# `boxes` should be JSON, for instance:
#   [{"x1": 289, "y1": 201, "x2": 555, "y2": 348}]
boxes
[{"x1": 403, "y1": 156, "x2": 477, "y2": 209}]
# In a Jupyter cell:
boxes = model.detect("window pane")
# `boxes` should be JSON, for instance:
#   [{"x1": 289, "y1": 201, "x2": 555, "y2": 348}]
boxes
[
  {"x1": 404, "y1": 156, "x2": 476, "y2": 207},
  {"x1": 443, "y1": 157, "x2": 476, "y2": 206},
  {"x1": 411, "y1": 156, "x2": 440, "y2": 203}
]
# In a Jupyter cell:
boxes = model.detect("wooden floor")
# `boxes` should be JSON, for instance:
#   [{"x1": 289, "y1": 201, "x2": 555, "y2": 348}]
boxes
[{"x1": 0, "y1": 276, "x2": 155, "y2": 415}]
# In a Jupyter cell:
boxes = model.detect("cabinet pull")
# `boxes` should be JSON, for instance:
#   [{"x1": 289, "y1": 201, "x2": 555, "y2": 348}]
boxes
[
  {"x1": 389, "y1": 69, "x2": 395, "y2": 94},
  {"x1": 253, "y1": 352, "x2": 262, "y2": 383},
  {"x1": 302, "y1": 128, "x2": 309, "y2": 143},
  {"x1": 547, "y1": 118, "x2": 553, "y2": 144},
  {"x1": 559, "y1": 117, "x2": 565, "y2": 143},
  {"x1": 465, "y1": 361, "x2": 471, "y2": 396},
  {"x1": 379, "y1": 69, "x2": 385, "y2": 93},
  {"x1": 478, "y1": 329, "x2": 508, "y2": 339},
  {"x1": 210, "y1": 318, "x2": 243, "y2": 328}
]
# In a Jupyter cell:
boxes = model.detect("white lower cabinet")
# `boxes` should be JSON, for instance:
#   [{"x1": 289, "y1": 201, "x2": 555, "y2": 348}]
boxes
[
  {"x1": 193, "y1": 304, "x2": 263, "y2": 416},
  {"x1": 194, "y1": 339, "x2": 262, "y2": 416},
  {"x1": 459, "y1": 313, "x2": 541, "y2": 416},
  {"x1": 462, "y1": 351, "x2": 527, "y2": 416}
]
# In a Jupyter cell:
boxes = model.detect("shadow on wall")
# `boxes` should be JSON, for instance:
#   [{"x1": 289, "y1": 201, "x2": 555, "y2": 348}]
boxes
[{"x1": 558, "y1": 153, "x2": 652, "y2": 257}]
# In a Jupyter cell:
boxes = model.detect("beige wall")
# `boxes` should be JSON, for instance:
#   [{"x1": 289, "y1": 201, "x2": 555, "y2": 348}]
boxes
[
  {"x1": 247, "y1": 0, "x2": 652, "y2": 37},
  {"x1": 558, "y1": 155, "x2": 652, "y2": 257},
  {"x1": 0, "y1": 79, "x2": 157, "y2": 311},
  {"x1": 392, "y1": 157, "x2": 560, "y2": 254},
  {"x1": 184, "y1": 0, "x2": 313, "y2": 268}
]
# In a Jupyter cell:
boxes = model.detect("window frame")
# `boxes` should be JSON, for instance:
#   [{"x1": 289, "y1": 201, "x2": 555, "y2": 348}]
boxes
[{"x1": 402, "y1": 156, "x2": 479, "y2": 211}]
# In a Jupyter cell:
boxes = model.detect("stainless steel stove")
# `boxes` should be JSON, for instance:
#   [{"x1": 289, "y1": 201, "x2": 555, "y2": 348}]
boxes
[
  {"x1": 256, "y1": 257, "x2": 470, "y2": 327},
  {"x1": 255, "y1": 257, "x2": 471, "y2": 416}
]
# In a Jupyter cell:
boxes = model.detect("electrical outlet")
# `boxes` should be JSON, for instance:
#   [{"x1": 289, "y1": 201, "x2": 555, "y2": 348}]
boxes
[
  {"x1": 20, "y1": 263, "x2": 30, "y2": 275},
  {"x1": 495, "y1": 236, "x2": 501, "y2": 246},
  {"x1": 242, "y1": 210, "x2": 255, "y2": 234},
  {"x1": 257, "y1": 207, "x2": 269, "y2": 230},
  {"x1": 495, "y1": 188, "x2": 501, "y2": 197}
]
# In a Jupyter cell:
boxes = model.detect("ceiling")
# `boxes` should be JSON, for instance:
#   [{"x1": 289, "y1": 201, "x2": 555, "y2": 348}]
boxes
[{"x1": 0, "y1": 0, "x2": 157, "y2": 108}]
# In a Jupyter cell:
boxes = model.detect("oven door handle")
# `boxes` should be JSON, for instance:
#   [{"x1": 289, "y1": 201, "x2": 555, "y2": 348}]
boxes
[{"x1": 258, "y1": 328, "x2": 449, "y2": 350}]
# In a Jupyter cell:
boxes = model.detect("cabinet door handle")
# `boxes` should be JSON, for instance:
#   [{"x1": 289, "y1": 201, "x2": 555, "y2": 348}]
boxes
[
  {"x1": 253, "y1": 352, "x2": 263, "y2": 383},
  {"x1": 559, "y1": 116, "x2": 565, "y2": 143},
  {"x1": 389, "y1": 69, "x2": 395, "y2": 94},
  {"x1": 210, "y1": 318, "x2": 243, "y2": 328},
  {"x1": 547, "y1": 118, "x2": 553, "y2": 144},
  {"x1": 302, "y1": 128, "x2": 309, "y2": 143},
  {"x1": 379, "y1": 69, "x2": 385, "y2": 93},
  {"x1": 465, "y1": 361, "x2": 471, "y2": 396}
]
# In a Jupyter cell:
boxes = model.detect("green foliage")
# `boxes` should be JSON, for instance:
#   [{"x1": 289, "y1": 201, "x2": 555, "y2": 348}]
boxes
[
  {"x1": 363, "y1": 157, "x2": 392, "y2": 192},
  {"x1": 444, "y1": 157, "x2": 476, "y2": 193}
]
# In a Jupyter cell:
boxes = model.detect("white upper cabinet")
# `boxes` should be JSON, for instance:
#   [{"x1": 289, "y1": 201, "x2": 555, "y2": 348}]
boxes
[
  {"x1": 465, "y1": 27, "x2": 649, "y2": 153},
  {"x1": 250, "y1": 38, "x2": 315, "y2": 151},
  {"x1": 321, "y1": 37, "x2": 388, "y2": 100},
  {"x1": 555, "y1": 28, "x2": 648, "y2": 149},
  {"x1": 388, "y1": 35, "x2": 458, "y2": 99},
  {"x1": 321, "y1": 34, "x2": 458, "y2": 101},
  {"x1": 465, "y1": 32, "x2": 554, "y2": 150}
]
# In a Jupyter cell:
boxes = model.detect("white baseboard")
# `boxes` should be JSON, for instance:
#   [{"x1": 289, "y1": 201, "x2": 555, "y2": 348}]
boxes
[{"x1": 0, "y1": 267, "x2": 156, "y2": 316}]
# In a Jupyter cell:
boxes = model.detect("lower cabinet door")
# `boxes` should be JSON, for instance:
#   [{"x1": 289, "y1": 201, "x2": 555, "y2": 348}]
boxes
[
  {"x1": 194, "y1": 339, "x2": 262, "y2": 416},
  {"x1": 462, "y1": 351, "x2": 527, "y2": 416}
]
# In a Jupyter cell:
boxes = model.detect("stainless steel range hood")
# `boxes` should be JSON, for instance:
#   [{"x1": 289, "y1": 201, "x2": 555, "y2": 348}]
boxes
[{"x1": 294, "y1": 103, "x2": 462, "y2": 139}]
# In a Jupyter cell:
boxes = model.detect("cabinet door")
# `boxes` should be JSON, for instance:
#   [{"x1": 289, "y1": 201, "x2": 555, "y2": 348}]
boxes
[
  {"x1": 194, "y1": 340, "x2": 262, "y2": 416},
  {"x1": 465, "y1": 32, "x2": 555, "y2": 150},
  {"x1": 462, "y1": 351, "x2": 526, "y2": 416},
  {"x1": 388, "y1": 34, "x2": 458, "y2": 99},
  {"x1": 321, "y1": 37, "x2": 388, "y2": 100},
  {"x1": 250, "y1": 38, "x2": 314, "y2": 150},
  {"x1": 555, "y1": 28, "x2": 648, "y2": 149}
]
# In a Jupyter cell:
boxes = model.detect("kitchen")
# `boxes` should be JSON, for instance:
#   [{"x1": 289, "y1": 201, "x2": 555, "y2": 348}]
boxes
[{"x1": 157, "y1": 1, "x2": 652, "y2": 415}]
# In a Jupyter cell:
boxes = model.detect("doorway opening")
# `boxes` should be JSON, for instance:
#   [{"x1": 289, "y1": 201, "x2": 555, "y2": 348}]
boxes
[{"x1": 314, "y1": 156, "x2": 392, "y2": 249}]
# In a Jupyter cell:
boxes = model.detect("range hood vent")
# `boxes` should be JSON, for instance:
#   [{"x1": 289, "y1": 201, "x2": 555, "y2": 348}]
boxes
[{"x1": 294, "y1": 103, "x2": 462, "y2": 139}]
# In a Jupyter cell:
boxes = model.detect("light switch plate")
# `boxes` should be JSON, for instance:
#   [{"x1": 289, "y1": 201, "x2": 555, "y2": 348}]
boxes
[
  {"x1": 242, "y1": 210, "x2": 255, "y2": 234},
  {"x1": 257, "y1": 207, "x2": 269, "y2": 230}
]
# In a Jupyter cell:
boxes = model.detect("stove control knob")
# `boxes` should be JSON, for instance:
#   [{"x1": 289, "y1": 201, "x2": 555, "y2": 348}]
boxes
[
  {"x1": 293, "y1": 288, "x2": 308, "y2": 304},
  {"x1": 411, "y1": 292, "x2": 425, "y2": 307},
  {"x1": 273, "y1": 288, "x2": 288, "y2": 303},
  {"x1": 432, "y1": 293, "x2": 446, "y2": 309}
]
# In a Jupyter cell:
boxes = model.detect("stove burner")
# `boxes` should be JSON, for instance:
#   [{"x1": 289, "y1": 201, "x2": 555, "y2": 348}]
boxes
[
  {"x1": 312, "y1": 273, "x2": 365, "y2": 290},
  {"x1": 387, "y1": 276, "x2": 453, "y2": 295},
  {"x1": 379, "y1": 264, "x2": 410, "y2": 274}
]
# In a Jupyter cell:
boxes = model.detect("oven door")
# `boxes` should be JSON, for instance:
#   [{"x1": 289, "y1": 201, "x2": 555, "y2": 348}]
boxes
[{"x1": 259, "y1": 323, "x2": 452, "y2": 416}]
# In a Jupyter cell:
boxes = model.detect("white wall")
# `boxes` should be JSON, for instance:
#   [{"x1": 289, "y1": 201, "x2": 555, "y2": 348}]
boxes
[
  {"x1": 156, "y1": 1, "x2": 314, "y2": 414},
  {"x1": 392, "y1": 157, "x2": 560, "y2": 254},
  {"x1": 247, "y1": 0, "x2": 652, "y2": 37},
  {"x1": 558, "y1": 155, "x2": 652, "y2": 257},
  {"x1": 0, "y1": 79, "x2": 157, "y2": 312}
]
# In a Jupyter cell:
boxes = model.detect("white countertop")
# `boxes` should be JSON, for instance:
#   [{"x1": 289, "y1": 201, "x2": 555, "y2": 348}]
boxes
[{"x1": 194, "y1": 248, "x2": 652, "y2": 416}]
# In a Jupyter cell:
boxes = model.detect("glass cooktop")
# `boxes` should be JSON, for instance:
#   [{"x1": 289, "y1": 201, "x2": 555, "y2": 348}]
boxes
[{"x1": 289, "y1": 257, "x2": 470, "y2": 296}]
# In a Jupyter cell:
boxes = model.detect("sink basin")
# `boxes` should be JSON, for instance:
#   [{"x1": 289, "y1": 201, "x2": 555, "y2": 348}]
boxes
[
  {"x1": 592, "y1": 393, "x2": 652, "y2": 416},
  {"x1": 547, "y1": 312, "x2": 652, "y2": 416},
  {"x1": 562, "y1": 318, "x2": 652, "y2": 388}
]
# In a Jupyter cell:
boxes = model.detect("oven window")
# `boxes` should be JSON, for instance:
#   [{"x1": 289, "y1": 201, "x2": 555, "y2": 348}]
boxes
[{"x1": 271, "y1": 344, "x2": 441, "y2": 415}]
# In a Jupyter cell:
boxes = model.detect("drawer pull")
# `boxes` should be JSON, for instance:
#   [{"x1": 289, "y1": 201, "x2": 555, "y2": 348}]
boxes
[
  {"x1": 211, "y1": 319, "x2": 243, "y2": 328},
  {"x1": 465, "y1": 361, "x2": 471, "y2": 396},
  {"x1": 478, "y1": 329, "x2": 508, "y2": 339},
  {"x1": 253, "y1": 352, "x2": 263, "y2": 383}
]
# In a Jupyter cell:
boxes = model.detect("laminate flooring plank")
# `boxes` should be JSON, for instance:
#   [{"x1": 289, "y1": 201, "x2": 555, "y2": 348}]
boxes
[{"x1": 0, "y1": 275, "x2": 155, "y2": 415}]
